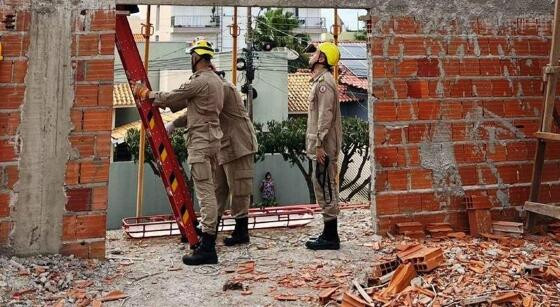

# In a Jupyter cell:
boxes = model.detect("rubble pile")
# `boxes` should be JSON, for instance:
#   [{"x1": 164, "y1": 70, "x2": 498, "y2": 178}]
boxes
[{"x1": 0, "y1": 254, "x2": 124, "y2": 306}]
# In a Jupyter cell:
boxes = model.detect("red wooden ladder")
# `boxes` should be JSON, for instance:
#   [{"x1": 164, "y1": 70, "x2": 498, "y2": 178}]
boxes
[{"x1": 114, "y1": 10, "x2": 199, "y2": 246}]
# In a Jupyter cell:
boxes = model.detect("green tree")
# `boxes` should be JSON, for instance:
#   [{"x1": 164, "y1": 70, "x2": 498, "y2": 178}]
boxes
[
  {"x1": 255, "y1": 117, "x2": 370, "y2": 203},
  {"x1": 253, "y1": 8, "x2": 310, "y2": 72}
]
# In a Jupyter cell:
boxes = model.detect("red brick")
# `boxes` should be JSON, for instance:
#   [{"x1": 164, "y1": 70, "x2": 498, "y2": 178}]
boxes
[
  {"x1": 62, "y1": 215, "x2": 77, "y2": 240},
  {"x1": 75, "y1": 214, "x2": 106, "y2": 239},
  {"x1": 376, "y1": 194, "x2": 399, "y2": 215},
  {"x1": 503, "y1": 99, "x2": 532, "y2": 117},
  {"x1": 402, "y1": 37, "x2": 425, "y2": 55},
  {"x1": 97, "y1": 85, "x2": 113, "y2": 106},
  {"x1": 497, "y1": 165, "x2": 518, "y2": 184},
  {"x1": 450, "y1": 80, "x2": 473, "y2": 97},
  {"x1": 376, "y1": 171, "x2": 388, "y2": 191},
  {"x1": 375, "y1": 102, "x2": 397, "y2": 122},
  {"x1": 479, "y1": 58, "x2": 501, "y2": 76},
  {"x1": 65, "y1": 162, "x2": 80, "y2": 185},
  {"x1": 518, "y1": 163, "x2": 533, "y2": 183},
  {"x1": 407, "y1": 124, "x2": 428, "y2": 143},
  {"x1": 519, "y1": 58, "x2": 541, "y2": 76},
  {"x1": 393, "y1": 17, "x2": 419, "y2": 34},
  {"x1": 0, "y1": 222, "x2": 13, "y2": 245},
  {"x1": 391, "y1": 79, "x2": 409, "y2": 99},
  {"x1": 408, "y1": 147, "x2": 421, "y2": 166},
  {"x1": 75, "y1": 85, "x2": 98, "y2": 107},
  {"x1": 459, "y1": 58, "x2": 480, "y2": 76},
  {"x1": 528, "y1": 39, "x2": 550, "y2": 56},
  {"x1": 1, "y1": 165, "x2": 18, "y2": 190},
  {"x1": 91, "y1": 186, "x2": 108, "y2": 211},
  {"x1": 417, "y1": 101, "x2": 439, "y2": 120},
  {"x1": 99, "y1": 34, "x2": 115, "y2": 55},
  {"x1": 483, "y1": 101, "x2": 505, "y2": 117},
  {"x1": 511, "y1": 38, "x2": 530, "y2": 56},
  {"x1": 396, "y1": 102, "x2": 417, "y2": 121},
  {"x1": 472, "y1": 80, "x2": 492, "y2": 97},
  {"x1": 500, "y1": 59, "x2": 520, "y2": 76},
  {"x1": 451, "y1": 123, "x2": 468, "y2": 141},
  {"x1": 0, "y1": 112, "x2": 20, "y2": 136},
  {"x1": 447, "y1": 38, "x2": 468, "y2": 56},
  {"x1": 459, "y1": 166, "x2": 478, "y2": 185},
  {"x1": 91, "y1": 10, "x2": 115, "y2": 31},
  {"x1": 12, "y1": 61, "x2": 27, "y2": 83},
  {"x1": 440, "y1": 102, "x2": 463, "y2": 120},
  {"x1": 480, "y1": 167, "x2": 498, "y2": 184},
  {"x1": 387, "y1": 170, "x2": 408, "y2": 190},
  {"x1": 16, "y1": 11, "x2": 31, "y2": 32},
  {"x1": 407, "y1": 80, "x2": 430, "y2": 99},
  {"x1": 79, "y1": 160, "x2": 109, "y2": 184},
  {"x1": 443, "y1": 59, "x2": 460, "y2": 77},
  {"x1": 492, "y1": 80, "x2": 514, "y2": 97},
  {"x1": 0, "y1": 61, "x2": 13, "y2": 83},
  {"x1": 542, "y1": 162, "x2": 560, "y2": 182},
  {"x1": 428, "y1": 80, "x2": 450, "y2": 97},
  {"x1": 66, "y1": 188, "x2": 92, "y2": 212},
  {"x1": 375, "y1": 147, "x2": 398, "y2": 167},
  {"x1": 0, "y1": 193, "x2": 10, "y2": 217},
  {"x1": 69, "y1": 135, "x2": 95, "y2": 157},
  {"x1": 506, "y1": 142, "x2": 532, "y2": 161},
  {"x1": 509, "y1": 186, "x2": 530, "y2": 206},
  {"x1": 423, "y1": 38, "x2": 443, "y2": 56},
  {"x1": 410, "y1": 169, "x2": 432, "y2": 189},
  {"x1": 487, "y1": 144, "x2": 507, "y2": 162},
  {"x1": 514, "y1": 119, "x2": 539, "y2": 137},
  {"x1": 0, "y1": 87, "x2": 24, "y2": 109},
  {"x1": 83, "y1": 109, "x2": 112, "y2": 131},
  {"x1": 0, "y1": 140, "x2": 16, "y2": 162},
  {"x1": 487, "y1": 38, "x2": 509, "y2": 56},
  {"x1": 417, "y1": 58, "x2": 439, "y2": 77},
  {"x1": 77, "y1": 34, "x2": 99, "y2": 56},
  {"x1": 421, "y1": 193, "x2": 439, "y2": 211},
  {"x1": 95, "y1": 134, "x2": 112, "y2": 158},
  {"x1": 1, "y1": 34, "x2": 30, "y2": 57},
  {"x1": 60, "y1": 240, "x2": 105, "y2": 259},
  {"x1": 71, "y1": 110, "x2": 83, "y2": 131},
  {"x1": 396, "y1": 60, "x2": 418, "y2": 77},
  {"x1": 398, "y1": 193, "x2": 422, "y2": 212},
  {"x1": 85, "y1": 60, "x2": 114, "y2": 82}
]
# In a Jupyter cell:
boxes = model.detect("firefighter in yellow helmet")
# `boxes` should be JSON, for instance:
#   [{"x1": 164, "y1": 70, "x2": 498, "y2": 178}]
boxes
[
  {"x1": 132, "y1": 37, "x2": 224, "y2": 265},
  {"x1": 304, "y1": 42, "x2": 343, "y2": 250}
]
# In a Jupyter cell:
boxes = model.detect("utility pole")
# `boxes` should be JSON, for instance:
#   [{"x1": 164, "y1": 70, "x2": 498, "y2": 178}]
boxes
[{"x1": 245, "y1": 6, "x2": 254, "y2": 121}]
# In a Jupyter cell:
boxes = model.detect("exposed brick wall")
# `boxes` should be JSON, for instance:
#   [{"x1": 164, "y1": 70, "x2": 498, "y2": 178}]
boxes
[
  {"x1": 0, "y1": 3, "x2": 114, "y2": 258},
  {"x1": 62, "y1": 8, "x2": 114, "y2": 258},
  {"x1": 369, "y1": 16, "x2": 556, "y2": 233},
  {"x1": 0, "y1": 5, "x2": 29, "y2": 250}
]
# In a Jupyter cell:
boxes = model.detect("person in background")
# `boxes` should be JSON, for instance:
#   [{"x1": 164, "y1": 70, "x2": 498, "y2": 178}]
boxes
[{"x1": 260, "y1": 172, "x2": 276, "y2": 207}]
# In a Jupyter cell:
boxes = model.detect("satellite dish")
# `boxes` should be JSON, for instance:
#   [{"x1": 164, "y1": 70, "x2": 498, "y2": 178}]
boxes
[{"x1": 271, "y1": 47, "x2": 300, "y2": 60}]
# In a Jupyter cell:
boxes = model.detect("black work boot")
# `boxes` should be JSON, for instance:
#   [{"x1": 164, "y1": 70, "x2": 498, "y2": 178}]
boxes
[
  {"x1": 306, "y1": 219, "x2": 340, "y2": 250},
  {"x1": 223, "y1": 217, "x2": 250, "y2": 246},
  {"x1": 182, "y1": 232, "x2": 218, "y2": 265},
  {"x1": 182, "y1": 219, "x2": 203, "y2": 248}
]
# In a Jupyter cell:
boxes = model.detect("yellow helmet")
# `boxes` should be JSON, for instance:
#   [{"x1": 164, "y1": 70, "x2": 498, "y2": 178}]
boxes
[
  {"x1": 317, "y1": 42, "x2": 340, "y2": 67},
  {"x1": 188, "y1": 37, "x2": 215, "y2": 58}
]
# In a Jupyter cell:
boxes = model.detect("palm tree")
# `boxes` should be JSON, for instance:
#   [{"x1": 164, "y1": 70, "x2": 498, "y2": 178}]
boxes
[{"x1": 253, "y1": 9, "x2": 310, "y2": 72}]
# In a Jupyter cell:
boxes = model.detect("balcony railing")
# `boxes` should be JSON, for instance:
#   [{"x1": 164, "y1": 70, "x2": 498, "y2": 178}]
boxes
[
  {"x1": 297, "y1": 17, "x2": 325, "y2": 29},
  {"x1": 171, "y1": 15, "x2": 220, "y2": 28}
]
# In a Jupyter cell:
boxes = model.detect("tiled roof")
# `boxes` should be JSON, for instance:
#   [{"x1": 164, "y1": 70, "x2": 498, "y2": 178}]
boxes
[
  {"x1": 113, "y1": 83, "x2": 136, "y2": 108},
  {"x1": 339, "y1": 66, "x2": 368, "y2": 90},
  {"x1": 111, "y1": 109, "x2": 188, "y2": 143},
  {"x1": 288, "y1": 71, "x2": 358, "y2": 114}
]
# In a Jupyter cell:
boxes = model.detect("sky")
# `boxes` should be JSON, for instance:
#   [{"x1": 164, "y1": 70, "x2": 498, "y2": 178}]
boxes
[{"x1": 322, "y1": 9, "x2": 368, "y2": 31}]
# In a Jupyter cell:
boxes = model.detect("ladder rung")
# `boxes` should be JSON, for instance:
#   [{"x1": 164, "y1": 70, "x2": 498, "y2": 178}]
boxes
[
  {"x1": 525, "y1": 201, "x2": 560, "y2": 220},
  {"x1": 534, "y1": 131, "x2": 560, "y2": 141}
]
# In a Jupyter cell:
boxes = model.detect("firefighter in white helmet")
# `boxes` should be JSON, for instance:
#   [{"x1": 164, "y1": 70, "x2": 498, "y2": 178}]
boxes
[
  {"x1": 132, "y1": 37, "x2": 224, "y2": 265},
  {"x1": 304, "y1": 42, "x2": 343, "y2": 250}
]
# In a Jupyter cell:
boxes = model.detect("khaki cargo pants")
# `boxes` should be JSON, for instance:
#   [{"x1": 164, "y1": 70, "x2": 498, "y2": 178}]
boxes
[
  {"x1": 312, "y1": 159, "x2": 340, "y2": 222},
  {"x1": 215, "y1": 154, "x2": 254, "y2": 218},
  {"x1": 189, "y1": 145, "x2": 220, "y2": 235}
]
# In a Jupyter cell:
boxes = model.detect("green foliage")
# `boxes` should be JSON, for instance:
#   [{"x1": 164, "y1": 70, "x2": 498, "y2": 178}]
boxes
[
  {"x1": 125, "y1": 127, "x2": 189, "y2": 165},
  {"x1": 253, "y1": 8, "x2": 310, "y2": 73},
  {"x1": 256, "y1": 117, "x2": 371, "y2": 202},
  {"x1": 353, "y1": 29, "x2": 368, "y2": 41}
]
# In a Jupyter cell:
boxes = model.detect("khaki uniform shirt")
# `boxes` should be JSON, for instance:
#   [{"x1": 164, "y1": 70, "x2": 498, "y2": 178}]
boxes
[
  {"x1": 151, "y1": 68, "x2": 224, "y2": 162},
  {"x1": 305, "y1": 70, "x2": 342, "y2": 160},
  {"x1": 172, "y1": 76, "x2": 257, "y2": 165}
]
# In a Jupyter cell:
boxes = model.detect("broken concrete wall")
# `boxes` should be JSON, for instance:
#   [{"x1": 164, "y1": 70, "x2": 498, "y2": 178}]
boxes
[
  {"x1": 367, "y1": 0, "x2": 556, "y2": 233},
  {"x1": 0, "y1": 0, "x2": 115, "y2": 258}
]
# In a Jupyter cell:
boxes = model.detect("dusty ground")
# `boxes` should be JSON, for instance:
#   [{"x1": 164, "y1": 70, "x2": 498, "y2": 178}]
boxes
[{"x1": 2, "y1": 208, "x2": 560, "y2": 306}]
